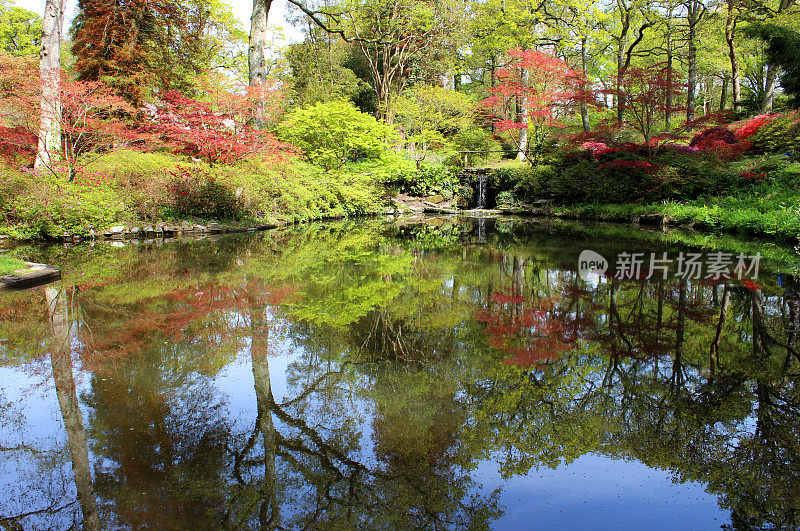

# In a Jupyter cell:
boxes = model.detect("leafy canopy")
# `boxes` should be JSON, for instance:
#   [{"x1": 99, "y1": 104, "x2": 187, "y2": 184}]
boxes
[{"x1": 0, "y1": 1, "x2": 41, "y2": 57}]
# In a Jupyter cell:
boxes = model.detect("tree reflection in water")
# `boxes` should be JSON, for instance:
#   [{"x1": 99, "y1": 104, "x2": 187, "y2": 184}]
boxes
[{"x1": 0, "y1": 218, "x2": 798, "y2": 529}]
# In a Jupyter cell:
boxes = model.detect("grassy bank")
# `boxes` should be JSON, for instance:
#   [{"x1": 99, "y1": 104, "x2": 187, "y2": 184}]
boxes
[
  {"x1": 538, "y1": 192, "x2": 800, "y2": 241},
  {"x1": 0, "y1": 150, "x2": 390, "y2": 240},
  {"x1": 0, "y1": 255, "x2": 27, "y2": 275}
]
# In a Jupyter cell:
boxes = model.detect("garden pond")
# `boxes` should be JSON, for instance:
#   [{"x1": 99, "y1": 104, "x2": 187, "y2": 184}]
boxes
[{"x1": 1, "y1": 216, "x2": 799, "y2": 529}]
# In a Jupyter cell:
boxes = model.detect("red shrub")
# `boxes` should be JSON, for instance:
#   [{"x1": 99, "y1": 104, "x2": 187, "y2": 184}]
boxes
[
  {"x1": 690, "y1": 126, "x2": 737, "y2": 149},
  {"x1": 735, "y1": 114, "x2": 778, "y2": 140},
  {"x1": 0, "y1": 126, "x2": 37, "y2": 164},
  {"x1": 140, "y1": 88, "x2": 294, "y2": 165}
]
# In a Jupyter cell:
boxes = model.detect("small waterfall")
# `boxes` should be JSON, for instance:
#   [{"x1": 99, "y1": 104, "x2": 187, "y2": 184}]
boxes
[{"x1": 476, "y1": 175, "x2": 487, "y2": 209}]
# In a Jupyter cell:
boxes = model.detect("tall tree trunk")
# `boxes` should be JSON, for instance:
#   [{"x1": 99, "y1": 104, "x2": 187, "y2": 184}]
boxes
[
  {"x1": 249, "y1": 0, "x2": 274, "y2": 128},
  {"x1": 686, "y1": 2, "x2": 702, "y2": 126},
  {"x1": 515, "y1": 66, "x2": 528, "y2": 161},
  {"x1": 720, "y1": 74, "x2": 729, "y2": 110},
  {"x1": 35, "y1": 0, "x2": 64, "y2": 169},
  {"x1": 665, "y1": 25, "x2": 674, "y2": 129},
  {"x1": 616, "y1": 37, "x2": 627, "y2": 125},
  {"x1": 761, "y1": 0, "x2": 795, "y2": 111},
  {"x1": 762, "y1": 66, "x2": 778, "y2": 112},
  {"x1": 580, "y1": 37, "x2": 591, "y2": 133},
  {"x1": 490, "y1": 55, "x2": 496, "y2": 134},
  {"x1": 46, "y1": 287, "x2": 101, "y2": 530},
  {"x1": 725, "y1": 0, "x2": 742, "y2": 113},
  {"x1": 249, "y1": 0, "x2": 273, "y2": 86}
]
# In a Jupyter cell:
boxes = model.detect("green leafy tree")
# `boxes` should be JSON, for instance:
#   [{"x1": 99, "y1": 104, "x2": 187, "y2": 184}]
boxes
[
  {"x1": 745, "y1": 22, "x2": 800, "y2": 107},
  {"x1": 0, "y1": 1, "x2": 41, "y2": 56},
  {"x1": 394, "y1": 84, "x2": 476, "y2": 166},
  {"x1": 282, "y1": 35, "x2": 371, "y2": 108}
]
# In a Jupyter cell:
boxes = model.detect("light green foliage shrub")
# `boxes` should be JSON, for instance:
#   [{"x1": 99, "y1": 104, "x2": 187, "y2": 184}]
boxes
[
  {"x1": 277, "y1": 101, "x2": 399, "y2": 170},
  {"x1": 1, "y1": 166, "x2": 126, "y2": 238},
  {"x1": 395, "y1": 164, "x2": 459, "y2": 197},
  {"x1": 336, "y1": 151, "x2": 415, "y2": 184},
  {"x1": 227, "y1": 157, "x2": 383, "y2": 221},
  {"x1": 447, "y1": 128, "x2": 502, "y2": 167},
  {"x1": 83, "y1": 149, "x2": 189, "y2": 221},
  {"x1": 512, "y1": 165, "x2": 556, "y2": 201},
  {"x1": 495, "y1": 190, "x2": 521, "y2": 207}
]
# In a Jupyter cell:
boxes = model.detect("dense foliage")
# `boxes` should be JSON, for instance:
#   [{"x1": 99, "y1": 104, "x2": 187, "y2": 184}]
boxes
[
  {"x1": 1, "y1": 0, "x2": 798, "y2": 239},
  {"x1": 276, "y1": 101, "x2": 399, "y2": 170}
]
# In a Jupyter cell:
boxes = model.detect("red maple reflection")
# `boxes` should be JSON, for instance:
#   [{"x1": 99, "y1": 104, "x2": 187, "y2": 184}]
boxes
[{"x1": 477, "y1": 293, "x2": 577, "y2": 367}]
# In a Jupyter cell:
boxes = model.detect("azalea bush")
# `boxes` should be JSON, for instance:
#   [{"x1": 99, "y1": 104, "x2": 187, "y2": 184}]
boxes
[{"x1": 746, "y1": 111, "x2": 800, "y2": 159}]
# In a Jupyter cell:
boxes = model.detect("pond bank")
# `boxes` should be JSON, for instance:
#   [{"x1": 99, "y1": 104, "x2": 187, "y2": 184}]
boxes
[
  {"x1": 495, "y1": 200, "x2": 800, "y2": 244},
  {"x1": 390, "y1": 193, "x2": 800, "y2": 244}
]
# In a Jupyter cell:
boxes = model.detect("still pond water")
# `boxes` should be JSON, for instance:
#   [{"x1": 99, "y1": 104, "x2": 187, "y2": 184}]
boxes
[{"x1": 1, "y1": 217, "x2": 799, "y2": 530}]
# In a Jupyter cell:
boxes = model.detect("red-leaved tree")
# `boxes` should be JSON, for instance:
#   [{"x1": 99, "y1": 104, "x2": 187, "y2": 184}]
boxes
[
  {"x1": 615, "y1": 64, "x2": 684, "y2": 154},
  {"x1": 481, "y1": 49, "x2": 589, "y2": 163},
  {"x1": 140, "y1": 80, "x2": 293, "y2": 165},
  {"x1": 0, "y1": 53, "x2": 139, "y2": 177}
]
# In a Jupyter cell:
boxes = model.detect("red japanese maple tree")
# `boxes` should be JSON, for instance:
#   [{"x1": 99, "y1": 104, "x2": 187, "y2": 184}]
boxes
[
  {"x1": 0, "y1": 53, "x2": 139, "y2": 176},
  {"x1": 140, "y1": 80, "x2": 293, "y2": 165},
  {"x1": 614, "y1": 64, "x2": 684, "y2": 153},
  {"x1": 481, "y1": 49, "x2": 589, "y2": 162}
]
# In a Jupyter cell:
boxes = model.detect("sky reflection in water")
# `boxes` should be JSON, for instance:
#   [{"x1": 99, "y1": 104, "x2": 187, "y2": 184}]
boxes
[{"x1": 1, "y1": 217, "x2": 798, "y2": 529}]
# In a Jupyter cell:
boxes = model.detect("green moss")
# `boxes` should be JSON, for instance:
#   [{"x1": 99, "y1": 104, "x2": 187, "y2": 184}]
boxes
[{"x1": 0, "y1": 255, "x2": 27, "y2": 275}]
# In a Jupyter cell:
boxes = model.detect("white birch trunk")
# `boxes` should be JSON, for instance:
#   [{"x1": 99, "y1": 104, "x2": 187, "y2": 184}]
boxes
[
  {"x1": 35, "y1": 0, "x2": 64, "y2": 169},
  {"x1": 249, "y1": 0, "x2": 273, "y2": 87}
]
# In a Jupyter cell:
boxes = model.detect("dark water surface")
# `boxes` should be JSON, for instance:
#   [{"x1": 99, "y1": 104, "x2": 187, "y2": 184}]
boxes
[{"x1": 1, "y1": 217, "x2": 799, "y2": 530}]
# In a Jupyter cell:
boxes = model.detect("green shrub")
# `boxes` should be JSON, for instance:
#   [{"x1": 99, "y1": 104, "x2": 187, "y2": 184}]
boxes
[
  {"x1": 513, "y1": 165, "x2": 557, "y2": 201},
  {"x1": 227, "y1": 157, "x2": 383, "y2": 221},
  {"x1": 550, "y1": 160, "x2": 598, "y2": 203},
  {"x1": 397, "y1": 164, "x2": 459, "y2": 196},
  {"x1": 748, "y1": 111, "x2": 800, "y2": 160},
  {"x1": 276, "y1": 101, "x2": 399, "y2": 170},
  {"x1": 170, "y1": 168, "x2": 244, "y2": 220},
  {"x1": 0, "y1": 167, "x2": 26, "y2": 224},
  {"x1": 495, "y1": 190, "x2": 521, "y2": 207},
  {"x1": 83, "y1": 149, "x2": 192, "y2": 221},
  {"x1": 447, "y1": 128, "x2": 502, "y2": 167},
  {"x1": 336, "y1": 151, "x2": 415, "y2": 184},
  {"x1": 5, "y1": 166, "x2": 126, "y2": 237}
]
